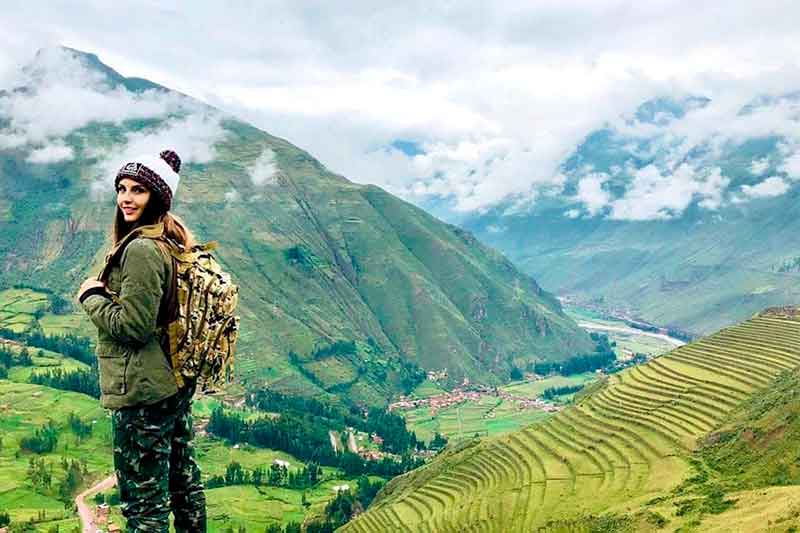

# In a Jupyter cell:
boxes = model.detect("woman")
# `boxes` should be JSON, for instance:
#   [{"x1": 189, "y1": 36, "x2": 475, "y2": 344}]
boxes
[{"x1": 76, "y1": 150, "x2": 207, "y2": 532}]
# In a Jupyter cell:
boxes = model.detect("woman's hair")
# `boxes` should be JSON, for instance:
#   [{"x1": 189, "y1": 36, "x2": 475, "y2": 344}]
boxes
[{"x1": 111, "y1": 192, "x2": 197, "y2": 250}]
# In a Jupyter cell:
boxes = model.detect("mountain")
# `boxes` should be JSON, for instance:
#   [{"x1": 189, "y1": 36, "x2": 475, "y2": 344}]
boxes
[
  {"x1": 463, "y1": 95, "x2": 800, "y2": 336},
  {"x1": 342, "y1": 307, "x2": 800, "y2": 532},
  {"x1": 0, "y1": 47, "x2": 593, "y2": 406}
]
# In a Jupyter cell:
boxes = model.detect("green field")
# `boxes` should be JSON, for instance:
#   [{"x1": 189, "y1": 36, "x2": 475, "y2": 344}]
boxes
[
  {"x1": 0, "y1": 357, "x2": 379, "y2": 532},
  {"x1": 501, "y1": 372, "x2": 596, "y2": 398},
  {"x1": 0, "y1": 288, "x2": 94, "y2": 337},
  {"x1": 342, "y1": 309, "x2": 800, "y2": 532}
]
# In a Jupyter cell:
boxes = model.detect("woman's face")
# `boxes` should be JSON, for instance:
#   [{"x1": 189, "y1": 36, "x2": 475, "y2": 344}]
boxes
[{"x1": 116, "y1": 178, "x2": 151, "y2": 223}]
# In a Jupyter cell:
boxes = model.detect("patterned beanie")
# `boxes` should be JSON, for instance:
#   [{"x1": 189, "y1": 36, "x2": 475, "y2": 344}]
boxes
[{"x1": 115, "y1": 150, "x2": 181, "y2": 211}]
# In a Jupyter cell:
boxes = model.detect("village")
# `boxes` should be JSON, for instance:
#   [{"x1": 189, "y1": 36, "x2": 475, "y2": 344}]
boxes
[{"x1": 388, "y1": 370, "x2": 563, "y2": 417}]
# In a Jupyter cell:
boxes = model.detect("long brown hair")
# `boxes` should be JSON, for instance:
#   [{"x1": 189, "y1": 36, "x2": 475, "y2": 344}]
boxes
[{"x1": 111, "y1": 196, "x2": 197, "y2": 250}]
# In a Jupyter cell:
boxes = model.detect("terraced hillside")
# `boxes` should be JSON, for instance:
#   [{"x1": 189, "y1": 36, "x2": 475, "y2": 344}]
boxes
[{"x1": 341, "y1": 308, "x2": 800, "y2": 532}]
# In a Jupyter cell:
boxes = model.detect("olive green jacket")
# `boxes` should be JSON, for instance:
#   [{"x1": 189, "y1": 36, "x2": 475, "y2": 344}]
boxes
[{"x1": 80, "y1": 227, "x2": 178, "y2": 410}]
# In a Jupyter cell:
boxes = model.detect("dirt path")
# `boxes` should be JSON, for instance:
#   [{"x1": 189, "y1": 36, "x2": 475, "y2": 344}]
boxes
[
  {"x1": 329, "y1": 430, "x2": 340, "y2": 453},
  {"x1": 347, "y1": 431, "x2": 359, "y2": 453},
  {"x1": 75, "y1": 474, "x2": 117, "y2": 533},
  {"x1": 577, "y1": 321, "x2": 686, "y2": 347}
]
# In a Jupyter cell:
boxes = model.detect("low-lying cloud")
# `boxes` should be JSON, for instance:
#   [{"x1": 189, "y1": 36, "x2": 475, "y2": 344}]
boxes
[
  {"x1": 0, "y1": 48, "x2": 187, "y2": 155},
  {"x1": 248, "y1": 148, "x2": 279, "y2": 186}
]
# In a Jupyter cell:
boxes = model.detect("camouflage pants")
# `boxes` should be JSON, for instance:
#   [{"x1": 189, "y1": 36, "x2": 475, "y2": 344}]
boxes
[{"x1": 112, "y1": 383, "x2": 207, "y2": 532}]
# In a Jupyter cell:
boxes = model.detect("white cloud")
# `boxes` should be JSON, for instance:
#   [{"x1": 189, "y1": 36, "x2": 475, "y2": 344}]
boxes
[
  {"x1": 249, "y1": 148, "x2": 279, "y2": 186},
  {"x1": 740, "y1": 176, "x2": 789, "y2": 198},
  {"x1": 89, "y1": 112, "x2": 227, "y2": 200},
  {"x1": 224, "y1": 188, "x2": 240, "y2": 202},
  {"x1": 782, "y1": 151, "x2": 800, "y2": 180},
  {"x1": 564, "y1": 209, "x2": 581, "y2": 219},
  {"x1": 750, "y1": 158, "x2": 769, "y2": 176},
  {"x1": 1, "y1": 4, "x2": 800, "y2": 217},
  {"x1": 0, "y1": 48, "x2": 187, "y2": 147},
  {"x1": 575, "y1": 173, "x2": 611, "y2": 215},
  {"x1": 26, "y1": 141, "x2": 74, "y2": 164},
  {"x1": 610, "y1": 164, "x2": 729, "y2": 221}
]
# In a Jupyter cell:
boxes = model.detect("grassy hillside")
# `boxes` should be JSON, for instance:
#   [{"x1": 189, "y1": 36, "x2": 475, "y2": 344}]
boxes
[
  {"x1": 340, "y1": 308, "x2": 800, "y2": 532},
  {"x1": 0, "y1": 48, "x2": 592, "y2": 406}
]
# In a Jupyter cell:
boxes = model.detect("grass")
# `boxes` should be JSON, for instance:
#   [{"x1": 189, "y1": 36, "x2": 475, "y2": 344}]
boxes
[
  {"x1": 501, "y1": 372, "x2": 596, "y2": 398},
  {"x1": 342, "y1": 310, "x2": 800, "y2": 532}
]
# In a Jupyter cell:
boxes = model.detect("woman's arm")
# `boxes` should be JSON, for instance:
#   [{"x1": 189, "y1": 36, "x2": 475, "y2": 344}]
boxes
[{"x1": 81, "y1": 238, "x2": 167, "y2": 347}]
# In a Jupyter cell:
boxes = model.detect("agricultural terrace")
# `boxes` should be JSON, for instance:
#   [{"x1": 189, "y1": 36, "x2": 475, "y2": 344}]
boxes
[{"x1": 340, "y1": 308, "x2": 800, "y2": 532}]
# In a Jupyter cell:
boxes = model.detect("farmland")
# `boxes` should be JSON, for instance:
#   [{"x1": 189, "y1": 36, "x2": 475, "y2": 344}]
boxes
[
  {"x1": 341, "y1": 308, "x2": 800, "y2": 532},
  {"x1": 402, "y1": 373, "x2": 596, "y2": 443}
]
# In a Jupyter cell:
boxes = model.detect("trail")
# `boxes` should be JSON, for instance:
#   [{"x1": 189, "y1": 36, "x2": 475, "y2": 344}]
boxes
[
  {"x1": 577, "y1": 321, "x2": 685, "y2": 347},
  {"x1": 75, "y1": 474, "x2": 117, "y2": 533},
  {"x1": 347, "y1": 431, "x2": 359, "y2": 453},
  {"x1": 329, "y1": 430, "x2": 340, "y2": 453}
]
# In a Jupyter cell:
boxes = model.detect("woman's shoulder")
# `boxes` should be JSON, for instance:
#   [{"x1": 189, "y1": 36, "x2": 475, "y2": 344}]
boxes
[{"x1": 120, "y1": 236, "x2": 169, "y2": 268}]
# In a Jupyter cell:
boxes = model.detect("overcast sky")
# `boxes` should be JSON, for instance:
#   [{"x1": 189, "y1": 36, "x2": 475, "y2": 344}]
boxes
[{"x1": 1, "y1": 1, "x2": 799, "y2": 219}]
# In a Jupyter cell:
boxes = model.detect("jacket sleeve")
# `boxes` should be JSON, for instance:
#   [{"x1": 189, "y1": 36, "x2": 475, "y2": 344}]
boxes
[{"x1": 81, "y1": 238, "x2": 167, "y2": 347}]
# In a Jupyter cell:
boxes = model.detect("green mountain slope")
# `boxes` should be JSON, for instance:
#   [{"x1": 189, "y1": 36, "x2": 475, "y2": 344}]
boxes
[
  {"x1": 0, "y1": 48, "x2": 592, "y2": 406},
  {"x1": 341, "y1": 308, "x2": 800, "y2": 532},
  {"x1": 465, "y1": 96, "x2": 800, "y2": 336}
]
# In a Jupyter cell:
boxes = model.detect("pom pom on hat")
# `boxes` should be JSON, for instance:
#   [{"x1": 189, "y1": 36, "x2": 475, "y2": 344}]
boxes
[
  {"x1": 160, "y1": 149, "x2": 181, "y2": 174},
  {"x1": 115, "y1": 149, "x2": 181, "y2": 211}
]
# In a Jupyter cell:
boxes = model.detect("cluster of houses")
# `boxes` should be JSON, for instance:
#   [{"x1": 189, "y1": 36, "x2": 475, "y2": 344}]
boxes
[
  {"x1": 389, "y1": 383, "x2": 562, "y2": 417},
  {"x1": 388, "y1": 388, "x2": 484, "y2": 415}
]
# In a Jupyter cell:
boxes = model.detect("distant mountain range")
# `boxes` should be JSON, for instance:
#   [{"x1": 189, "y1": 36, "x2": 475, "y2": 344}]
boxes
[
  {"x1": 0, "y1": 48, "x2": 592, "y2": 406},
  {"x1": 463, "y1": 93, "x2": 800, "y2": 335}
]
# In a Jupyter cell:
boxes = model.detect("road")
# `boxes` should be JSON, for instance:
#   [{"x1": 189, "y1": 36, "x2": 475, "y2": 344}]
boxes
[
  {"x1": 577, "y1": 321, "x2": 686, "y2": 347},
  {"x1": 75, "y1": 474, "x2": 117, "y2": 533}
]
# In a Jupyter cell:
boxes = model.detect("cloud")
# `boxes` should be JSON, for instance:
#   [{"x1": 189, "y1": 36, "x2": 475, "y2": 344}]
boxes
[
  {"x1": 782, "y1": 150, "x2": 800, "y2": 180},
  {"x1": 26, "y1": 141, "x2": 74, "y2": 164},
  {"x1": 609, "y1": 164, "x2": 729, "y2": 221},
  {"x1": 224, "y1": 188, "x2": 240, "y2": 202},
  {"x1": 0, "y1": 48, "x2": 187, "y2": 149},
  {"x1": 575, "y1": 173, "x2": 611, "y2": 215},
  {"x1": 248, "y1": 148, "x2": 279, "y2": 186},
  {"x1": 1, "y1": 4, "x2": 800, "y2": 218},
  {"x1": 750, "y1": 158, "x2": 769, "y2": 176},
  {"x1": 89, "y1": 112, "x2": 227, "y2": 199},
  {"x1": 740, "y1": 176, "x2": 789, "y2": 198}
]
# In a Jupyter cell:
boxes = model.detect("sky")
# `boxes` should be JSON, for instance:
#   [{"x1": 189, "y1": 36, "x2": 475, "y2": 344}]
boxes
[{"x1": 1, "y1": 1, "x2": 799, "y2": 220}]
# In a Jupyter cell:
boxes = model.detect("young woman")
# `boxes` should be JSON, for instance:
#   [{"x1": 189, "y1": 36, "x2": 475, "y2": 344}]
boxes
[{"x1": 76, "y1": 150, "x2": 207, "y2": 532}]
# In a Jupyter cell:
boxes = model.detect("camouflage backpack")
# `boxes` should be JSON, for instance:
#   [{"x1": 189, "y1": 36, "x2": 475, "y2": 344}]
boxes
[{"x1": 100, "y1": 223, "x2": 240, "y2": 394}]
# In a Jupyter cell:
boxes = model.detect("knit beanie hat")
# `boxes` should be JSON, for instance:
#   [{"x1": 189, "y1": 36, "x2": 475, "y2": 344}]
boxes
[{"x1": 115, "y1": 150, "x2": 181, "y2": 211}]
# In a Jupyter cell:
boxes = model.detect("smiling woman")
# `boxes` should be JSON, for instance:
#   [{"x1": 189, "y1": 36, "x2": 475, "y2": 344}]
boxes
[{"x1": 74, "y1": 149, "x2": 207, "y2": 532}]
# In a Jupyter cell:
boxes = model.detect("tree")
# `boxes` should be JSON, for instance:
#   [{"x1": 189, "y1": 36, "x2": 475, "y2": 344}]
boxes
[
  {"x1": 0, "y1": 508, "x2": 10, "y2": 527},
  {"x1": 510, "y1": 366, "x2": 523, "y2": 381},
  {"x1": 430, "y1": 433, "x2": 448, "y2": 450},
  {"x1": 18, "y1": 347, "x2": 33, "y2": 366}
]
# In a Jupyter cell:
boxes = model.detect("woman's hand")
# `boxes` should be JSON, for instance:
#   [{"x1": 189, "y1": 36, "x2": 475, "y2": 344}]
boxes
[{"x1": 76, "y1": 278, "x2": 106, "y2": 304}]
